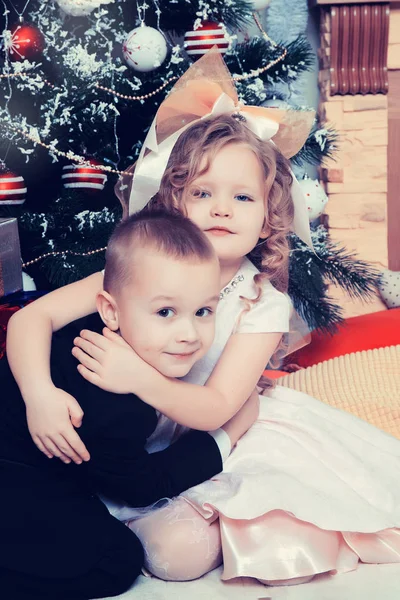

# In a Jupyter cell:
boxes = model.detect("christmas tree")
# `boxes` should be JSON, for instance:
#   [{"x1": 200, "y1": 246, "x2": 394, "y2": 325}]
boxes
[{"x1": 0, "y1": 0, "x2": 378, "y2": 331}]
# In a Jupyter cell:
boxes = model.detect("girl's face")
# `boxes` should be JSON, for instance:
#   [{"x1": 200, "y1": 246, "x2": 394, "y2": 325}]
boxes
[{"x1": 183, "y1": 143, "x2": 268, "y2": 271}]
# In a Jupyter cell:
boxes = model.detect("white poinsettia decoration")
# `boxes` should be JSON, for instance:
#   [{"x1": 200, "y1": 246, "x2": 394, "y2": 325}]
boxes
[
  {"x1": 63, "y1": 44, "x2": 103, "y2": 77},
  {"x1": 56, "y1": 0, "x2": 114, "y2": 17}
]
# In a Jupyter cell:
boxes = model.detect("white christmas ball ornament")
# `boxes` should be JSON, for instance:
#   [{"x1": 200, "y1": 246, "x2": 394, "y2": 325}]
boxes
[
  {"x1": 378, "y1": 270, "x2": 400, "y2": 309},
  {"x1": 123, "y1": 26, "x2": 168, "y2": 72},
  {"x1": 56, "y1": 0, "x2": 114, "y2": 17},
  {"x1": 298, "y1": 177, "x2": 329, "y2": 221},
  {"x1": 251, "y1": 0, "x2": 271, "y2": 11}
]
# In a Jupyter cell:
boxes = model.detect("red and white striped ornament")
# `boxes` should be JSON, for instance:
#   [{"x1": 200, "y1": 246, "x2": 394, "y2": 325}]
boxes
[
  {"x1": 62, "y1": 161, "x2": 107, "y2": 192},
  {"x1": 0, "y1": 169, "x2": 27, "y2": 205},
  {"x1": 184, "y1": 21, "x2": 230, "y2": 59}
]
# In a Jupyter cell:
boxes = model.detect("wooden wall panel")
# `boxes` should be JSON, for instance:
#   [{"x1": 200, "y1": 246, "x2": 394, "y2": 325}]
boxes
[
  {"x1": 311, "y1": 0, "x2": 395, "y2": 5},
  {"x1": 329, "y1": 4, "x2": 389, "y2": 95},
  {"x1": 313, "y1": 0, "x2": 397, "y2": 316}
]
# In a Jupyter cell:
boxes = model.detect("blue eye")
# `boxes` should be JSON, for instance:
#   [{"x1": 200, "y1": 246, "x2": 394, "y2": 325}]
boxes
[
  {"x1": 196, "y1": 307, "x2": 213, "y2": 317},
  {"x1": 236, "y1": 194, "x2": 252, "y2": 202},
  {"x1": 192, "y1": 188, "x2": 210, "y2": 199},
  {"x1": 157, "y1": 308, "x2": 174, "y2": 318}
]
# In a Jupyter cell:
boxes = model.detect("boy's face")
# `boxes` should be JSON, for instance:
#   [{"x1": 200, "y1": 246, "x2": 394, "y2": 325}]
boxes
[{"x1": 114, "y1": 249, "x2": 220, "y2": 378}]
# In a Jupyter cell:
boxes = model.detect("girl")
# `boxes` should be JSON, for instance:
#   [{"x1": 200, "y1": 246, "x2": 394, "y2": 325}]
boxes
[{"x1": 7, "y1": 53, "x2": 400, "y2": 586}]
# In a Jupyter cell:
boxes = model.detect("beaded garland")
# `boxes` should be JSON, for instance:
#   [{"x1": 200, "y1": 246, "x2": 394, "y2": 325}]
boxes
[{"x1": 22, "y1": 246, "x2": 107, "y2": 268}]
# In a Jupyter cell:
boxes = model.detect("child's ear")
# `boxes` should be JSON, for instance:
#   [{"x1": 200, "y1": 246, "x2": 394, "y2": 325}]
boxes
[
  {"x1": 96, "y1": 291, "x2": 120, "y2": 331},
  {"x1": 259, "y1": 220, "x2": 270, "y2": 239}
]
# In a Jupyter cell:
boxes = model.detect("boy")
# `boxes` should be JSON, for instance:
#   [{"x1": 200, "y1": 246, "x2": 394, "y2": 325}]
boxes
[{"x1": 0, "y1": 212, "x2": 256, "y2": 600}]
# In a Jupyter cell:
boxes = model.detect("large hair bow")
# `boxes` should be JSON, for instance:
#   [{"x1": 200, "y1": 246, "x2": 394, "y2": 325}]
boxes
[{"x1": 117, "y1": 50, "x2": 316, "y2": 248}]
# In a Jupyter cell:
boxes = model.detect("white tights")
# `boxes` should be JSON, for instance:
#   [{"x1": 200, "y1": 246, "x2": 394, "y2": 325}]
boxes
[
  {"x1": 127, "y1": 498, "x2": 222, "y2": 581},
  {"x1": 127, "y1": 499, "x2": 313, "y2": 586}
]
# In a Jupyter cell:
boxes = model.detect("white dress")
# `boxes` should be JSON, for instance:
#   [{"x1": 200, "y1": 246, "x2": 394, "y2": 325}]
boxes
[{"x1": 107, "y1": 258, "x2": 400, "y2": 580}]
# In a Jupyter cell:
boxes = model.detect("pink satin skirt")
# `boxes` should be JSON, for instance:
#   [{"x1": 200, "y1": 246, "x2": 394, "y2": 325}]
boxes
[
  {"x1": 180, "y1": 386, "x2": 400, "y2": 581},
  {"x1": 216, "y1": 511, "x2": 400, "y2": 580}
]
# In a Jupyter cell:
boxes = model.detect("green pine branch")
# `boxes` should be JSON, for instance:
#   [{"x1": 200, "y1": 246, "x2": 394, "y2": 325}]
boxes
[
  {"x1": 158, "y1": 0, "x2": 253, "y2": 35},
  {"x1": 292, "y1": 126, "x2": 339, "y2": 166}
]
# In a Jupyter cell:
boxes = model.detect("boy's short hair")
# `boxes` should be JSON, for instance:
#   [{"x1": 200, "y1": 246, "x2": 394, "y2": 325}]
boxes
[{"x1": 103, "y1": 210, "x2": 216, "y2": 295}]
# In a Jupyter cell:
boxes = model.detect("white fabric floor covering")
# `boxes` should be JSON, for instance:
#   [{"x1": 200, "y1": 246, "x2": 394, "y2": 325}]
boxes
[{"x1": 101, "y1": 563, "x2": 400, "y2": 600}]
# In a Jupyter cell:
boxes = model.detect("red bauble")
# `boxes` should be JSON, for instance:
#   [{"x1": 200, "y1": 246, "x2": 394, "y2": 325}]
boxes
[
  {"x1": 8, "y1": 23, "x2": 45, "y2": 62},
  {"x1": 184, "y1": 21, "x2": 230, "y2": 59},
  {"x1": 62, "y1": 161, "x2": 107, "y2": 192},
  {"x1": 0, "y1": 169, "x2": 27, "y2": 205}
]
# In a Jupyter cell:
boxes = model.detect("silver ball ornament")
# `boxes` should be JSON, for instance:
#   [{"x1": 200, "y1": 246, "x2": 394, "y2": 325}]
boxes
[
  {"x1": 56, "y1": 0, "x2": 113, "y2": 17},
  {"x1": 251, "y1": 0, "x2": 271, "y2": 11}
]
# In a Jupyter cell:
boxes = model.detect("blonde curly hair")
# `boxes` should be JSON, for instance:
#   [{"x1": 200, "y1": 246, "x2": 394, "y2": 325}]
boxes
[
  {"x1": 121, "y1": 114, "x2": 296, "y2": 390},
  {"x1": 147, "y1": 114, "x2": 294, "y2": 294}
]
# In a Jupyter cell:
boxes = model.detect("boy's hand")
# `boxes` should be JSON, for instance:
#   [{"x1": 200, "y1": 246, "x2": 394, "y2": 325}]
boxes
[
  {"x1": 221, "y1": 389, "x2": 259, "y2": 448},
  {"x1": 25, "y1": 386, "x2": 90, "y2": 464},
  {"x1": 72, "y1": 327, "x2": 146, "y2": 394}
]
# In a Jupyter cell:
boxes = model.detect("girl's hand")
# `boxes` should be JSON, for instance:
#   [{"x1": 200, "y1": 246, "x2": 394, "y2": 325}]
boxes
[
  {"x1": 72, "y1": 327, "x2": 145, "y2": 394},
  {"x1": 25, "y1": 385, "x2": 90, "y2": 464}
]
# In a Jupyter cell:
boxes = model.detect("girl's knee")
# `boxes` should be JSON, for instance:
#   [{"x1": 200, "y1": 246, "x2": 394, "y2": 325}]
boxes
[
  {"x1": 143, "y1": 518, "x2": 199, "y2": 580},
  {"x1": 141, "y1": 516, "x2": 222, "y2": 581}
]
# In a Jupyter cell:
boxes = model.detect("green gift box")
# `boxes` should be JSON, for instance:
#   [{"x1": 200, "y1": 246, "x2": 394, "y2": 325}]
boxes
[{"x1": 0, "y1": 218, "x2": 23, "y2": 298}]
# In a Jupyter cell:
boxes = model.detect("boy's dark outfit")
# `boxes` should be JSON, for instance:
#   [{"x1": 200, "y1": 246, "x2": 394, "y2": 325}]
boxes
[{"x1": 0, "y1": 314, "x2": 223, "y2": 600}]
